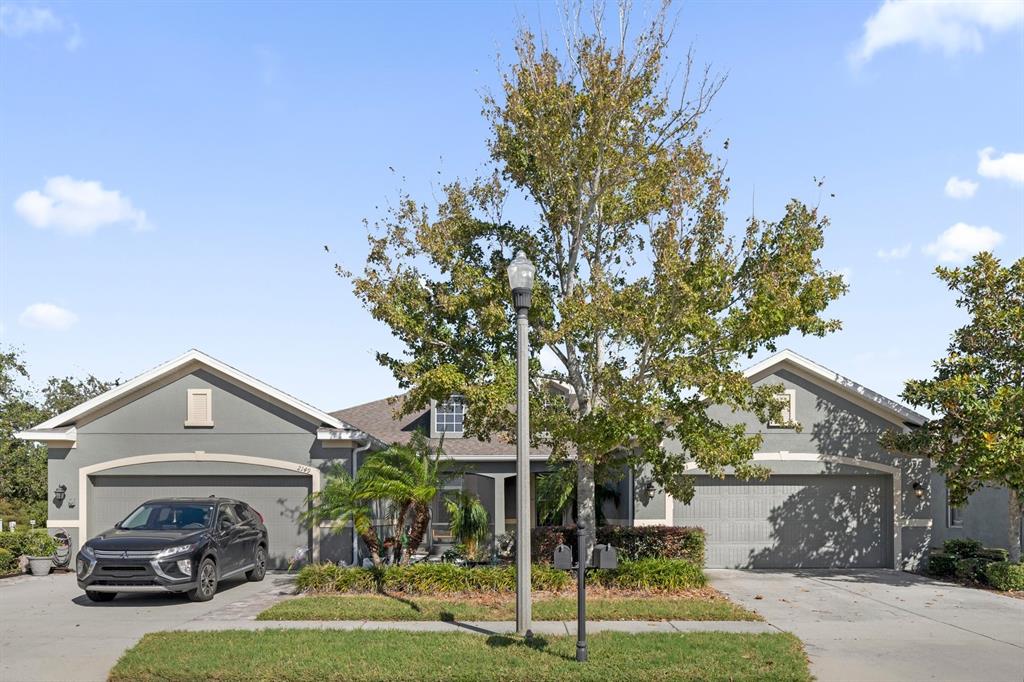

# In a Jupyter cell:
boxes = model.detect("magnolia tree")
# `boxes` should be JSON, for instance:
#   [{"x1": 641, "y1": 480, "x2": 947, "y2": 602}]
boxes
[
  {"x1": 347, "y1": 3, "x2": 845, "y2": 543},
  {"x1": 882, "y1": 253, "x2": 1023, "y2": 562}
]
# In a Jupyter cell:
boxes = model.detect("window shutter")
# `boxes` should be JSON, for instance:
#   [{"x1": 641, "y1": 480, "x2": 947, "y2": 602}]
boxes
[{"x1": 185, "y1": 389, "x2": 213, "y2": 427}]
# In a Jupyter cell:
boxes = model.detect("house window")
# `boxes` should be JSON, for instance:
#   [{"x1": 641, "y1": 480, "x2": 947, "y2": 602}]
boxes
[
  {"x1": 768, "y1": 389, "x2": 796, "y2": 427},
  {"x1": 434, "y1": 395, "x2": 465, "y2": 436},
  {"x1": 185, "y1": 389, "x2": 214, "y2": 427},
  {"x1": 948, "y1": 501, "x2": 964, "y2": 528}
]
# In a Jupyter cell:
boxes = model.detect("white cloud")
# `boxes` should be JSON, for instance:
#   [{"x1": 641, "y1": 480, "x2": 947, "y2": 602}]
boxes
[
  {"x1": 14, "y1": 176, "x2": 152, "y2": 235},
  {"x1": 924, "y1": 223, "x2": 1003, "y2": 262},
  {"x1": 0, "y1": 3, "x2": 81, "y2": 50},
  {"x1": 851, "y1": 0, "x2": 1024, "y2": 64},
  {"x1": 18, "y1": 303, "x2": 78, "y2": 331},
  {"x1": 977, "y1": 147, "x2": 1024, "y2": 184},
  {"x1": 944, "y1": 176, "x2": 978, "y2": 199},
  {"x1": 876, "y1": 243, "x2": 912, "y2": 260}
]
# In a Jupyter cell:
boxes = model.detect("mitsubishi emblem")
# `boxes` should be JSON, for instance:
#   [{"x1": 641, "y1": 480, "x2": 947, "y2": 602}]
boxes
[{"x1": 120, "y1": 550, "x2": 129, "y2": 559}]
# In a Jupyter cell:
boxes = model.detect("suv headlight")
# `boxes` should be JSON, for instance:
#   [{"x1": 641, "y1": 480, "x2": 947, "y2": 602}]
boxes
[
  {"x1": 79, "y1": 545, "x2": 95, "y2": 561},
  {"x1": 155, "y1": 544, "x2": 194, "y2": 559}
]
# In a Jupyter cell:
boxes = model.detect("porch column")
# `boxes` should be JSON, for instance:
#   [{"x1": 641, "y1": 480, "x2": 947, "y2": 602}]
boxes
[{"x1": 480, "y1": 473, "x2": 515, "y2": 537}]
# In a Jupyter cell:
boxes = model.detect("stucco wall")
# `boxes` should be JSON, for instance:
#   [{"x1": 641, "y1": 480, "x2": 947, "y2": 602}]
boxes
[{"x1": 46, "y1": 369, "x2": 352, "y2": 562}]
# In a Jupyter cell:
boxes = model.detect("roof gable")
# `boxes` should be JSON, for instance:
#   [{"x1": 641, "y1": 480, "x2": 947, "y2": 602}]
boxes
[
  {"x1": 744, "y1": 350, "x2": 926, "y2": 427},
  {"x1": 25, "y1": 349, "x2": 360, "y2": 435}
]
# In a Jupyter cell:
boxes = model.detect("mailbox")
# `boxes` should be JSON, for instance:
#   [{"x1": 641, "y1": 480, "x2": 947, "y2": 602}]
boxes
[
  {"x1": 592, "y1": 544, "x2": 618, "y2": 570},
  {"x1": 553, "y1": 543, "x2": 574, "y2": 570}
]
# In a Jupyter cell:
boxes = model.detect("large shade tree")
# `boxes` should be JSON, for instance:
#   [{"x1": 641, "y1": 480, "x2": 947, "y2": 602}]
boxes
[
  {"x1": 882, "y1": 253, "x2": 1023, "y2": 562},
  {"x1": 347, "y1": 3, "x2": 845, "y2": 543}
]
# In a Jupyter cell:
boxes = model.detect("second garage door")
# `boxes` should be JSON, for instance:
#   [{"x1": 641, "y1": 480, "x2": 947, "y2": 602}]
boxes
[
  {"x1": 88, "y1": 474, "x2": 311, "y2": 569},
  {"x1": 674, "y1": 474, "x2": 893, "y2": 568}
]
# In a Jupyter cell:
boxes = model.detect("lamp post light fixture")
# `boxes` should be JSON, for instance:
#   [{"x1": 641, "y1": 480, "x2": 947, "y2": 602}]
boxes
[{"x1": 507, "y1": 250, "x2": 536, "y2": 637}]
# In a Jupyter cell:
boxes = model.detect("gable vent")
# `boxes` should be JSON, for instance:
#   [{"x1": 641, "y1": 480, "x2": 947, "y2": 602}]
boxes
[{"x1": 185, "y1": 389, "x2": 214, "y2": 427}]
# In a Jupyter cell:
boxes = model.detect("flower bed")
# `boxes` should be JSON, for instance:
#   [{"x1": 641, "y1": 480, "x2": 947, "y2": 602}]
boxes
[{"x1": 296, "y1": 558, "x2": 706, "y2": 595}]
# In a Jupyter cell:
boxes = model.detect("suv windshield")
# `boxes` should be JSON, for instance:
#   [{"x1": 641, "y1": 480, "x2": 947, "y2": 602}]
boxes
[{"x1": 119, "y1": 503, "x2": 215, "y2": 530}]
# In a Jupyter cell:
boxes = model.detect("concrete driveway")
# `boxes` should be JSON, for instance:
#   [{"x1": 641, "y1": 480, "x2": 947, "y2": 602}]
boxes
[
  {"x1": 0, "y1": 570, "x2": 295, "y2": 682},
  {"x1": 709, "y1": 569, "x2": 1024, "y2": 682}
]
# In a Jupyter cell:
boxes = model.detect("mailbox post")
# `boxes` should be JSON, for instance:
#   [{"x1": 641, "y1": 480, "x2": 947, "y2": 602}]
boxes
[
  {"x1": 553, "y1": 526, "x2": 617, "y2": 663},
  {"x1": 576, "y1": 524, "x2": 588, "y2": 662}
]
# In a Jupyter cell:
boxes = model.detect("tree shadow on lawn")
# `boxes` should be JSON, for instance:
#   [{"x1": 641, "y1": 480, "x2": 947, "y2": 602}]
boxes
[
  {"x1": 485, "y1": 634, "x2": 572, "y2": 662},
  {"x1": 380, "y1": 592, "x2": 423, "y2": 613}
]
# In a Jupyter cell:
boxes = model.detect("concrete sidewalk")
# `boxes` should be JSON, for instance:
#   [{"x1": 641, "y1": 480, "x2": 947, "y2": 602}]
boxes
[{"x1": 179, "y1": 619, "x2": 776, "y2": 634}]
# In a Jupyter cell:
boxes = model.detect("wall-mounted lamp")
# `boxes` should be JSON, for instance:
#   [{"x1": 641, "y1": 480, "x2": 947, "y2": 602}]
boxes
[
  {"x1": 911, "y1": 481, "x2": 924, "y2": 499},
  {"x1": 54, "y1": 484, "x2": 67, "y2": 507},
  {"x1": 644, "y1": 481, "x2": 657, "y2": 497}
]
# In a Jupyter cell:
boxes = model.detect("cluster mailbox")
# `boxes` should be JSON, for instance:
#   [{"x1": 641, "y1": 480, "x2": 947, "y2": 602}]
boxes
[
  {"x1": 551, "y1": 542, "x2": 618, "y2": 569},
  {"x1": 553, "y1": 543, "x2": 574, "y2": 570}
]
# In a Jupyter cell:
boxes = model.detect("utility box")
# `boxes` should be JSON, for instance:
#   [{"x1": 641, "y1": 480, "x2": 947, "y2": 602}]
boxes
[
  {"x1": 553, "y1": 543, "x2": 573, "y2": 570},
  {"x1": 592, "y1": 544, "x2": 618, "y2": 570}
]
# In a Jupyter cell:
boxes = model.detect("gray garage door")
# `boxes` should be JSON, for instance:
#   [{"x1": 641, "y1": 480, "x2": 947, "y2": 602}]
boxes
[
  {"x1": 674, "y1": 475, "x2": 893, "y2": 568},
  {"x1": 88, "y1": 475, "x2": 311, "y2": 569}
]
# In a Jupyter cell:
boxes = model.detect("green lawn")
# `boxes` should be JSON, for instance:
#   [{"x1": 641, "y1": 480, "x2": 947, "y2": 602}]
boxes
[
  {"x1": 257, "y1": 593, "x2": 760, "y2": 622},
  {"x1": 109, "y1": 630, "x2": 810, "y2": 682}
]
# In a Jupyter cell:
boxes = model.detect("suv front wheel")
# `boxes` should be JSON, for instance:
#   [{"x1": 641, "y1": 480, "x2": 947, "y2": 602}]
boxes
[{"x1": 187, "y1": 557, "x2": 218, "y2": 602}]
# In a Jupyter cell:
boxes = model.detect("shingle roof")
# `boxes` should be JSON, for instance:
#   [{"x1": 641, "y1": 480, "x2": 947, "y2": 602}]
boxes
[{"x1": 331, "y1": 395, "x2": 550, "y2": 459}]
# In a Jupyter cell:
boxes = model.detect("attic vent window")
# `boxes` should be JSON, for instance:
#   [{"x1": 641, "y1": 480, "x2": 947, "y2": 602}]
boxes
[
  {"x1": 434, "y1": 395, "x2": 465, "y2": 435},
  {"x1": 185, "y1": 389, "x2": 214, "y2": 427},
  {"x1": 769, "y1": 389, "x2": 796, "y2": 428}
]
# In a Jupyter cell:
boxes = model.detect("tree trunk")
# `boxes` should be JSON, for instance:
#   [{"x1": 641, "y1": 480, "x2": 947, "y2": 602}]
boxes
[
  {"x1": 404, "y1": 503, "x2": 431, "y2": 564},
  {"x1": 1009, "y1": 489, "x2": 1022, "y2": 564},
  {"x1": 393, "y1": 502, "x2": 411, "y2": 564},
  {"x1": 361, "y1": 529, "x2": 383, "y2": 569},
  {"x1": 577, "y1": 459, "x2": 596, "y2": 561}
]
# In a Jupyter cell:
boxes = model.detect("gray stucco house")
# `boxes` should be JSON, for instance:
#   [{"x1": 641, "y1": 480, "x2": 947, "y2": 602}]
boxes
[{"x1": 18, "y1": 348, "x2": 1019, "y2": 570}]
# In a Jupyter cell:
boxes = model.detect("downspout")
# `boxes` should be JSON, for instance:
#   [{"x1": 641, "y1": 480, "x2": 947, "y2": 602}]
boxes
[{"x1": 351, "y1": 439, "x2": 373, "y2": 566}]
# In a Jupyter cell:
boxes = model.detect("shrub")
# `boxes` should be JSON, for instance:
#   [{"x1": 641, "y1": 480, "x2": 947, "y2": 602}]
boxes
[
  {"x1": 943, "y1": 538, "x2": 983, "y2": 559},
  {"x1": 926, "y1": 552, "x2": 957, "y2": 578},
  {"x1": 0, "y1": 531, "x2": 29, "y2": 557},
  {"x1": 954, "y1": 557, "x2": 992, "y2": 584},
  {"x1": 975, "y1": 548, "x2": 1009, "y2": 562},
  {"x1": 983, "y1": 561, "x2": 1024, "y2": 591},
  {"x1": 295, "y1": 559, "x2": 700, "y2": 594},
  {"x1": 0, "y1": 529, "x2": 55, "y2": 558},
  {"x1": 592, "y1": 558, "x2": 706, "y2": 591},
  {"x1": 532, "y1": 525, "x2": 705, "y2": 565},
  {"x1": 0, "y1": 548, "x2": 17, "y2": 575}
]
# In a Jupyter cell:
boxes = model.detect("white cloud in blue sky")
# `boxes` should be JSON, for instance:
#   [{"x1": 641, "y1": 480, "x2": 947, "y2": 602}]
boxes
[
  {"x1": 977, "y1": 147, "x2": 1024, "y2": 184},
  {"x1": 14, "y1": 177, "x2": 152, "y2": 235},
  {"x1": 852, "y1": 0, "x2": 1024, "y2": 64},
  {"x1": 0, "y1": 3, "x2": 81, "y2": 51},
  {"x1": 924, "y1": 223, "x2": 1004, "y2": 263},
  {"x1": 943, "y1": 176, "x2": 978, "y2": 199},
  {"x1": 876, "y1": 244, "x2": 912, "y2": 260},
  {"x1": 18, "y1": 303, "x2": 78, "y2": 331}
]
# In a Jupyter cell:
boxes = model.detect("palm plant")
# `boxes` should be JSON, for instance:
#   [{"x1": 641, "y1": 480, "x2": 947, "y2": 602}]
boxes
[
  {"x1": 536, "y1": 462, "x2": 622, "y2": 526},
  {"x1": 357, "y1": 432, "x2": 448, "y2": 564},
  {"x1": 444, "y1": 491, "x2": 489, "y2": 558},
  {"x1": 300, "y1": 466, "x2": 382, "y2": 568}
]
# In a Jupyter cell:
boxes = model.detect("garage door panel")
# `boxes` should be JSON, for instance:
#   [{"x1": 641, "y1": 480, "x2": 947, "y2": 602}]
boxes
[
  {"x1": 675, "y1": 475, "x2": 892, "y2": 569},
  {"x1": 89, "y1": 475, "x2": 310, "y2": 569}
]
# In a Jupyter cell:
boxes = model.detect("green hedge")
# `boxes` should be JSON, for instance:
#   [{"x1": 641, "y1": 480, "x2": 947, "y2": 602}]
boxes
[
  {"x1": 926, "y1": 552, "x2": 957, "y2": 578},
  {"x1": 531, "y1": 525, "x2": 705, "y2": 565},
  {"x1": 954, "y1": 557, "x2": 991, "y2": 584},
  {"x1": 0, "y1": 548, "x2": 17, "y2": 575},
  {"x1": 983, "y1": 561, "x2": 1024, "y2": 592},
  {"x1": 0, "y1": 529, "x2": 53, "y2": 558},
  {"x1": 942, "y1": 538, "x2": 983, "y2": 559},
  {"x1": 297, "y1": 559, "x2": 705, "y2": 595}
]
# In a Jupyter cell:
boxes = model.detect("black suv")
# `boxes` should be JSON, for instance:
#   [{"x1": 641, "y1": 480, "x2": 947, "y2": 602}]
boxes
[{"x1": 76, "y1": 497, "x2": 269, "y2": 602}]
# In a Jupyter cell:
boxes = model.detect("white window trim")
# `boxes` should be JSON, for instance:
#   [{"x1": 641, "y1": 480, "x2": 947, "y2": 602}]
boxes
[
  {"x1": 430, "y1": 396, "x2": 465, "y2": 439},
  {"x1": 184, "y1": 389, "x2": 214, "y2": 427},
  {"x1": 768, "y1": 389, "x2": 797, "y2": 428}
]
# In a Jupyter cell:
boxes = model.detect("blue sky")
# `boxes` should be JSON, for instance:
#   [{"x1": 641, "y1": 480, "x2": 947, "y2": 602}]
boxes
[{"x1": 1, "y1": 1, "x2": 1022, "y2": 414}]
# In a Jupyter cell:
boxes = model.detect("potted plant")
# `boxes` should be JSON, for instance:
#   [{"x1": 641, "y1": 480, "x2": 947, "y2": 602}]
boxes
[{"x1": 23, "y1": 531, "x2": 59, "y2": 576}]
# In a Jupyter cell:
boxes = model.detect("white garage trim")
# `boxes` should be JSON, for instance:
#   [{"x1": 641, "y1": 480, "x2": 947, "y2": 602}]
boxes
[
  {"x1": 655, "y1": 452, "x2": 903, "y2": 569},
  {"x1": 77, "y1": 453, "x2": 322, "y2": 561}
]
